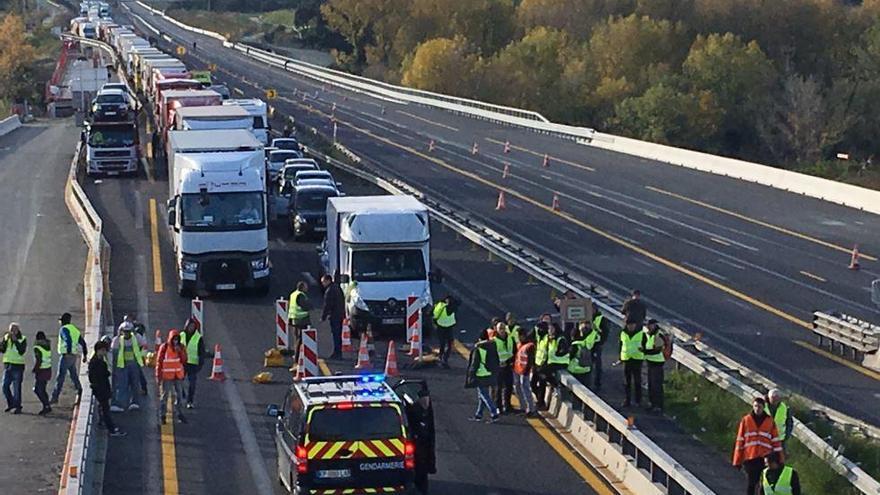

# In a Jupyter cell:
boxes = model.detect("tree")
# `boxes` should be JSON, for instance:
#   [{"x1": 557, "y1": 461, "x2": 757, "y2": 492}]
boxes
[
  {"x1": 320, "y1": 0, "x2": 406, "y2": 68},
  {"x1": 613, "y1": 80, "x2": 721, "y2": 146},
  {"x1": 516, "y1": 0, "x2": 634, "y2": 40},
  {"x1": 0, "y1": 14, "x2": 37, "y2": 104},
  {"x1": 400, "y1": 36, "x2": 481, "y2": 96}
]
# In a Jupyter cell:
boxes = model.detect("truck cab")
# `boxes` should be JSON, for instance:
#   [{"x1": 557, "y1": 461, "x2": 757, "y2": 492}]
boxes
[
  {"x1": 166, "y1": 130, "x2": 269, "y2": 296},
  {"x1": 323, "y1": 196, "x2": 435, "y2": 334},
  {"x1": 224, "y1": 98, "x2": 269, "y2": 144}
]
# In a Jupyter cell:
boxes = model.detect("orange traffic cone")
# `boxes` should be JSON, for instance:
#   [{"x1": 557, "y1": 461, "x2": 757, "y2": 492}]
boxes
[
  {"x1": 154, "y1": 329, "x2": 162, "y2": 353},
  {"x1": 552, "y1": 193, "x2": 560, "y2": 212},
  {"x1": 408, "y1": 326, "x2": 422, "y2": 358},
  {"x1": 341, "y1": 319, "x2": 353, "y2": 353},
  {"x1": 428, "y1": 139, "x2": 435, "y2": 152},
  {"x1": 354, "y1": 334, "x2": 371, "y2": 369},
  {"x1": 495, "y1": 191, "x2": 506, "y2": 210},
  {"x1": 502, "y1": 163, "x2": 510, "y2": 179},
  {"x1": 503, "y1": 140, "x2": 510, "y2": 154},
  {"x1": 209, "y1": 344, "x2": 226, "y2": 382},
  {"x1": 542, "y1": 154, "x2": 550, "y2": 168},
  {"x1": 849, "y1": 244, "x2": 861, "y2": 270},
  {"x1": 471, "y1": 142, "x2": 479, "y2": 155},
  {"x1": 384, "y1": 341, "x2": 399, "y2": 377}
]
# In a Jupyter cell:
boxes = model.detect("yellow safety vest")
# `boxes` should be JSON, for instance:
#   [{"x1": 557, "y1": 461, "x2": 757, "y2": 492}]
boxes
[
  {"x1": 535, "y1": 334, "x2": 549, "y2": 366},
  {"x1": 765, "y1": 402, "x2": 790, "y2": 441},
  {"x1": 288, "y1": 290, "x2": 309, "y2": 321},
  {"x1": 494, "y1": 333, "x2": 514, "y2": 363},
  {"x1": 547, "y1": 338, "x2": 570, "y2": 366},
  {"x1": 2, "y1": 335, "x2": 26, "y2": 365},
  {"x1": 567, "y1": 338, "x2": 591, "y2": 374},
  {"x1": 116, "y1": 335, "x2": 144, "y2": 368},
  {"x1": 475, "y1": 347, "x2": 491, "y2": 377},
  {"x1": 433, "y1": 301, "x2": 456, "y2": 327},
  {"x1": 592, "y1": 314, "x2": 604, "y2": 334},
  {"x1": 57, "y1": 323, "x2": 82, "y2": 355},
  {"x1": 181, "y1": 331, "x2": 202, "y2": 365},
  {"x1": 761, "y1": 466, "x2": 793, "y2": 495},
  {"x1": 34, "y1": 345, "x2": 52, "y2": 370},
  {"x1": 620, "y1": 330, "x2": 645, "y2": 361},
  {"x1": 644, "y1": 333, "x2": 665, "y2": 363}
]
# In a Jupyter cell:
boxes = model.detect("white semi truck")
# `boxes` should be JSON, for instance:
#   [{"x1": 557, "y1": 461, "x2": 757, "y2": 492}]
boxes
[
  {"x1": 166, "y1": 129, "x2": 270, "y2": 296},
  {"x1": 322, "y1": 196, "x2": 437, "y2": 334}
]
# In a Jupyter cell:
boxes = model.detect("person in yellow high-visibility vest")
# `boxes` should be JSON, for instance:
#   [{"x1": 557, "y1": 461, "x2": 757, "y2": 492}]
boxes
[
  {"x1": 110, "y1": 322, "x2": 146, "y2": 412},
  {"x1": 32, "y1": 331, "x2": 53, "y2": 415},
  {"x1": 1, "y1": 323, "x2": 27, "y2": 414},
  {"x1": 618, "y1": 322, "x2": 644, "y2": 408},
  {"x1": 288, "y1": 281, "x2": 312, "y2": 359}
]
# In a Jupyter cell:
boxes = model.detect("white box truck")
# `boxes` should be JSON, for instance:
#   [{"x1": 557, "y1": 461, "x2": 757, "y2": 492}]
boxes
[
  {"x1": 166, "y1": 129, "x2": 270, "y2": 296},
  {"x1": 173, "y1": 105, "x2": 254, "y2": 135},
  {"x1": 323, "y1": 196, "x2": 437, "y2": 334}
]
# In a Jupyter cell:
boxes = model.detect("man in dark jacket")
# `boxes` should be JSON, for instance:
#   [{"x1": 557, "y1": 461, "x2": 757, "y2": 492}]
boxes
[
  {"x1": 465, "y1": 336, "x2": 500, "y2": 423},
  {"x1": 320, "y1": 275, "x2": 346, "y2": 359},
  {"x1": 32, "y1": 331, "x2": 53, "y2": 415},
  {"x1": 89, "y1": 341, "x2": 126, "y2": 437},
  {"x1": 621, "y1": 289, "x2": 647, "y2": 327},
  {"x1": 404, "y1": 388, "x2": 436, "y2": 494},
  {"x1": 589, "y1": 302, "x2": 612, "y2": 392}
]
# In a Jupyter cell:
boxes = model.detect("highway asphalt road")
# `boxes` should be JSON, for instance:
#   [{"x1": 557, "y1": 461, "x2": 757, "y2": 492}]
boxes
[
  {"x1": 0, "y1": 120, "x2": 86, "y2": 493},
  {"x1": 120, "y1": 0, "x2": 880, "y2": 426}
]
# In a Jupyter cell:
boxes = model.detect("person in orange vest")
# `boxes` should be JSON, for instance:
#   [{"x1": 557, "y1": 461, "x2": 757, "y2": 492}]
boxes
[
  {"x1": 155, "y1": 330, "x2": 188, "y2": 425},
  {"x1": 512, "y1": 330, "x2": 537, "y2": 417},
  {"x1": 733, "y1": 397, "x2": 783, "y2": 495}
]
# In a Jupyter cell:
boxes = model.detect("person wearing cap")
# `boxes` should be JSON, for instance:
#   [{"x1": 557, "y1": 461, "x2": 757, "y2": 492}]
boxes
[
  {"x1": 765, "y1": 389, "x2": 793, "y2": 452},
  {"x1": 110, "y1": 321, "x2": 147, "y2": 412},
  {"x1": 762, "y1": 452, "x2": 800, "y2": 495},
  {"x1": 51, "y1": 312, "x2": 87, "y2": 405},
  {"x1": 640, "y1": 319, "x2": 665, "y2": 413},
  {"x1": 1, "y1": 323, "x2": 27, "y2": 414},
  {"x1": 88, "y1": 341, "x2": 126, "y2": 437},
  {"x1": 32, "y1": 331, "x2": 53, "y2": 415},
  {"x1": 180, "y1": 317, "x2": 208, "y2": 409}
]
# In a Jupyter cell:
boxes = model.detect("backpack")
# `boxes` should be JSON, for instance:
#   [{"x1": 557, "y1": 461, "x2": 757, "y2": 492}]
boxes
[
  {"x1": 660, "y1": 333, "x2": 673, "y2": 360},
  {"x1": 576, "y1": 342, "x2": 592, "y2": 368}
]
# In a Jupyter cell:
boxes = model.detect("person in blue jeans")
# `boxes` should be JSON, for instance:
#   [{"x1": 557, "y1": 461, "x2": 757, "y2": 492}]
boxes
[
  {"x1": 2, "y1": 323, "x2": 27, "y2": 414},
  {"x1": 465, "y1": 335, "x2": 500, "y2": 423},
  {"x1": 110, "y1": 322, "x2": 147, "y2": 412},
  {"x1": 51, "y1": 313, "x2": 88, "y2": 405}
]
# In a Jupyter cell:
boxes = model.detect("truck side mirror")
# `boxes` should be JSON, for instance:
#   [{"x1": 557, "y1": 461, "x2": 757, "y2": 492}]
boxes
[
  {"x1": 339, "y1": 274, "x2": 350, "y2": 284},
  {"x1": 166, "y1": 198, "x2": 176, "y2": 226},
  {"x1": 429, "y1": 270, "x2": 443, "y2": 283}
]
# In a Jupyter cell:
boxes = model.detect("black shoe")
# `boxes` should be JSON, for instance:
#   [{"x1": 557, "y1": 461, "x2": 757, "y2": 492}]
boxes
[
  {"x1": 4, "y1": 406, "x2": 12, "y2": 413},
  {"x1": 110, "y1": 429, "x2": 127, "y2": 437},
  {"x1": 177, "y1": 414, "x2": 187, "y2": 424},
  {"x1": 49, "y1": 397, "x2": 59, "y2": 405},
  {"x1": 12, "y1": 408, "x2": 22, "y2": 415},
  {"x1": 38, "y1": 407, "x2": 52, "y2": 416},
  {"x1": 526, "y1": 411, "x2": 541, "y2": 418}
]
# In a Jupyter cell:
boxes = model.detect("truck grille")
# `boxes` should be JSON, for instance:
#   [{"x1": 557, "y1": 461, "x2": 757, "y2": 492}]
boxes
[
  {"x1": 365, "y1": 299, "x2": 406, "y2": 318},
  {"x1": 94, "y1": 150, "x2": 131, "y2": 157},
  {"x1": 200, "y1": 259, "x2": 249, "y2": 287}
]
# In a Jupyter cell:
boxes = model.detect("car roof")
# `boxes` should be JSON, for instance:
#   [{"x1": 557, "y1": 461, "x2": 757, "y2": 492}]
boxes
[
  {"x1": 296, "y1": 178, "x2": 335, "y2": 187},
  {"x1": 285, "y1": 158, "x2": 317, "y2": 165},
  {"x1": 295, "y1": 170, "x2": 331, "y2": 177},
  {"x1": 293, "y1": 375, "x2": 401, "y2": 406},
  {"x1": 273, "y1": 138, "x2": 298, "y2": 144}
]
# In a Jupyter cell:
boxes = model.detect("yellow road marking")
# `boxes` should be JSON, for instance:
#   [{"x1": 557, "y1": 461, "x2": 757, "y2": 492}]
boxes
[
  {"x1": 485, "y1": 137, "x2": 595, "y2": 172},
  {"x1": 710, "y1": 237, "x2": 731, "y2": 247},
  {"x1": 149, "y1": 198, "x2": 164, "y2": 292},
  {"x1": 396, "y1": 110, "x2": 459, "y2": 132},
  {"x1": 161, "y1": 400, "x2": 179, "y2": 495},
  {"x1": 451, "y1": 340, "x2": 613, "y2": 494},
  {"x1": 645, "y1": 186, "x2": 877, "y2": 261},
  {"x1": 799, "y1": 271, "x2": 827, "y2": 283},
  {"x1": 795, "y1": 340, "x2": 880, "y2": 381},
  {"x1": 330, "y1": 113, "x2": 812, "y2": 331},
  {"x1": 318, "y1": 358, "x2": 331, "y2": 376}
]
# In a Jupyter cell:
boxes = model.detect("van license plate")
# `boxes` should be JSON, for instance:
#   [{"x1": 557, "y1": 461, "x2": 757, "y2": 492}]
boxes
[
  {"x1": 216, "y1": 283, "x2": 236, "y2": 290},
  {"x1": 382, "y1": 318, "x2": 404, "y2": 325},
  {"x1": 316, "y1": 469, "x2": 350, "y2": 479}
]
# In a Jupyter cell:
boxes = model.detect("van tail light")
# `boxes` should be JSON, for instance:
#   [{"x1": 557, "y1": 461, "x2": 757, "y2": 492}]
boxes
[
  {"x1": 404, "y1": 440, "x2": 415, "y2": 470},
  {"x1": 295, "y1": 445, "x2": 309, "y2": 474}
]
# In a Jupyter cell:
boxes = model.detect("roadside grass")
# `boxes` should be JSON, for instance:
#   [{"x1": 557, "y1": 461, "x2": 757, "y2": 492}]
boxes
[
  {"x1": 665, "y1": 370, "x2": 860, "y2": 494},
  {"x1": 260, "y1": 9, "x2": 296, "y2": 28},
  {"x1": 166, "y1": 8, "x2": 257, "y2": 41}
]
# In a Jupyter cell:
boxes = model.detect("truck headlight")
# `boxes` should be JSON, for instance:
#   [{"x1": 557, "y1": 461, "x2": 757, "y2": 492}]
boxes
[
  {"x1": 250, "y1": 256, "x2": 269, "y2": 271},
  {"x1": 180, "y1": 260, "x2": 198, "y2": 273}
]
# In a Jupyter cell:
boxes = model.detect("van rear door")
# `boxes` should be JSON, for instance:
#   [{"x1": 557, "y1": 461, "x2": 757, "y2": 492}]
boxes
[{"x1": 302, "y1": 403, "x2": 413, "y2": 491}]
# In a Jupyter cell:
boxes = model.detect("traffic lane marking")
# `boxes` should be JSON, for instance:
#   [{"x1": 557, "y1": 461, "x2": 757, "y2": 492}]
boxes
[
  {"x1": 795, "y1": 340, "x2": 880, "y2": 382},
  {"x1": 645, "y1": 186, "x2": 877, "y2": 261},
  {"x1": 799, "y1": 270, "x2": 827, "y2": 283},
  {"x1": 485, "y1": 137, "x2": 596, "y2": 172},
  {"x1": 396, "y1": 110, "x2": 459, "y2": 132},
  {"x1": 149, "y1": 198, "x2": 164, "y2": 293},
  {"x1": 451, "y1": 340, "x2": 615, "y2": 495},
  {"x1": 160, "y1": 400, "x2": 179, "y2": 495}
]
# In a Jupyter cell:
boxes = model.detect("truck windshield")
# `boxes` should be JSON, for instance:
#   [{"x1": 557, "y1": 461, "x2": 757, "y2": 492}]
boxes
[
  {"x1": 295, "y1": 190, "x2": 336, "y2": 212},
  {"x1": 88, "y1": 126, "x2": 135, "y2": 147},
  {"x1": 181, "y1": 192, "x2": 265, "y2": 231},
  {"x1": 308, "y1": 407, "x2": 402, "y2": 442},
  {"x1": 352, "y1": 249, "x2": 426, "y2": 282}
]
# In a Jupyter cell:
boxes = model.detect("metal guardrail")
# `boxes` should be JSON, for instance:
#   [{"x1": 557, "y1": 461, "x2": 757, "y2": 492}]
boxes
[
  {"x1": 302, "y1": 139, "x2": 880, "y2": 495},
  {"x1": 0, "y1": 115, "x2": 22, "y2": 137},
  {"x1": 60, "y1": 139, "x2": 110, "y2": 495},
  {"x1": 813, "y1": 311, "x2": 880, "y2": 354}
]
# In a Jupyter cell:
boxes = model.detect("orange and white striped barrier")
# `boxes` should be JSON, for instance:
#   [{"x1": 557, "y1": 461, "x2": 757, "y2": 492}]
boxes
[
  {"x1": 299, "y1": 327, "x2": 319, "y2": 378},
  {"x1": 191, "y1": 297, "x2": 203, "y2": 333},
  {"x1": 406, "y1": 295, "x2": 420, "y2": 348},
  {"x1": 275, "y1": 298, "x2": 289, "y2": 350},
  {"x1": 209, "y1": 344, "x2": 225, "y2": 382}
]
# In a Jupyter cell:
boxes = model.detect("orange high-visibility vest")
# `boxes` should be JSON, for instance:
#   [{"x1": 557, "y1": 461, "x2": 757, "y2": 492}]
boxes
[
  {"x1": 158, "y1": 345, "x2": 185, "y2": 381},
  {"x1": 732, "y1": 413, "x2": 783, "y2": 466},
  {"x1": 513, "y1": 342, "x2": 534, "y2": 375}
]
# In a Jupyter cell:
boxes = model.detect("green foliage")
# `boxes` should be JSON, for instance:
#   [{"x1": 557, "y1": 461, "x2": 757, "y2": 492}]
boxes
[
  {"x1": 0, "y1": 14, "x2": 37, "y2": 104},
  {"x1": 400, "y1": 36, "x2": 480, "y2": 96}
]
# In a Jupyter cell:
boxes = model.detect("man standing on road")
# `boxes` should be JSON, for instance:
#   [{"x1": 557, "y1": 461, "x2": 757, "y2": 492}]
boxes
[
  {"x1": 733, "y1": 397, "x2": 783, "y2": 495},
  {"x1": 181, "y1": 317, "x2": 207, "y2": 409},
  {"x1": 89, "y1": 341, "x2": 126, "y2": 437},
  {"x1": 567, "y1": 322, "x2": 596, "y2": 388},
  {"x1": 110, "y1": 322, "x2": 146, "y2": 412},
  {"x1": 491, "y1": 321, "x2": 515, "y2": 414},
  {"x1": 404, "y1": 387, "x2": 436, "y2": 494},
  {"x1": 465, "y1": 334, "x2": 500, "y2": 423},
  {"x1": 589, "y1": 301, "x2": 610, "y2": 392},
  {"x1": 512, "y1": 330, "x2": 537, "y2": 417},
  {"x1": 618, "y1": 322, "x2": 645, "y2": 408},
  {"x1": 288, "y1": 281, "x2": 312, "y2": 360},
  {"x1": 765, "y1": 389, "x2": 793, "y2": 453},
  {"x1": 762, "y1": 452, "x2": 800, "y2": 495},
  {"x1": 32, "y1": 331, "x2": 53, "y2": 415},
  {"x1": 641, "y1": 319, "x2": 665, "y2": 413},
  {"x1": 432, "y1": 295, "x2": 458, "y2": 369},
  {"x1": 156, "y1": 330, "x2": 188, "y2": 425},
  {"x1": 1, "y1": 323, "x2": 27, "y2": 414},
  {"x1": 530, "y1": 321, "x2": 550, "y2": 409},
  {"x1": 51, "y1": 312, "x2": 87, "y2": 405},
  {"x1": 621, "y1": 290, "x2": 647, "y2": 328},
  {"x1": 320, "y1": 275, "x2": 345, "y2": 359}
]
